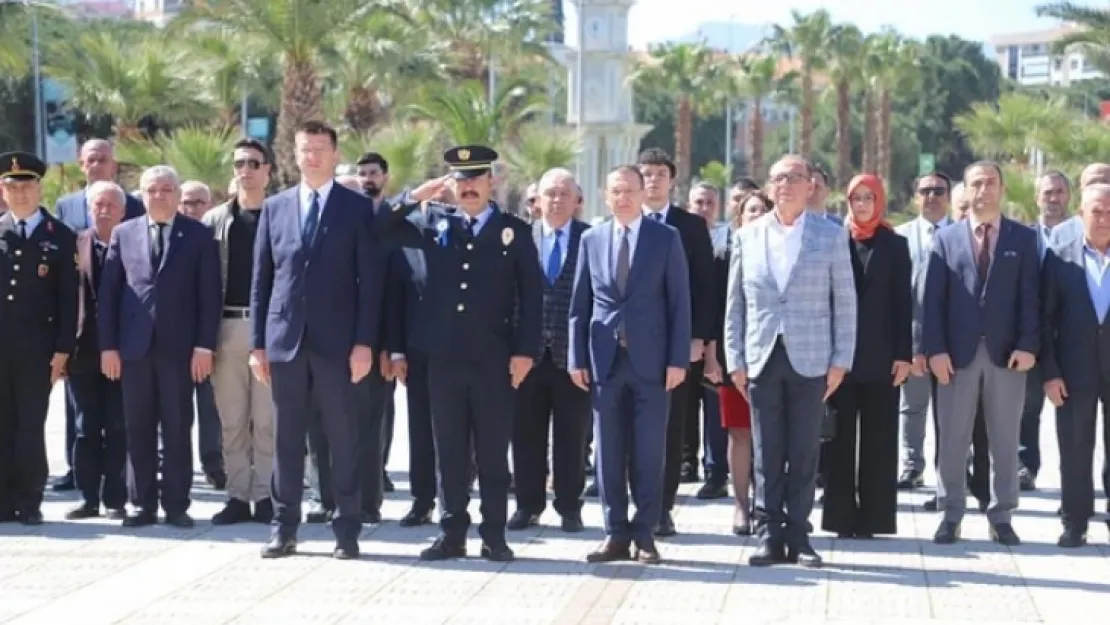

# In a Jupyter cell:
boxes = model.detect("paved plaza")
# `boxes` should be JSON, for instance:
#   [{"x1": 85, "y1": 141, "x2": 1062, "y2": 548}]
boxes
[{"x1": 0, "y1": 383, "x2": 1108, "y2": 624}]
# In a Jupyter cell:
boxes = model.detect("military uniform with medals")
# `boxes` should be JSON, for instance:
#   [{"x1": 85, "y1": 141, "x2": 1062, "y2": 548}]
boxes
[
  {"x1": 386, "y1": 146, "x2": 543, "y2": 561},
  {"x1": 0, "y1": 152, "x2": 79, "y2": 524}
]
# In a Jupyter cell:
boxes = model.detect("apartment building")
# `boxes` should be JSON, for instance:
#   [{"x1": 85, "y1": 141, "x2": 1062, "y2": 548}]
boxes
[{"x1": 990, "y1": 24, "x2": 1103, "y2": 87}]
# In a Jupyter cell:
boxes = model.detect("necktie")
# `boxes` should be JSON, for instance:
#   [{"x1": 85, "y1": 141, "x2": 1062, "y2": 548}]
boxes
[
  {"x1": 652, "y1": 212, "x2": 663, "y2": 223},
  {"x1": 545, "y1": 230, "x2": 563, "y2": 284},
  {"x1": 151, "y1": 223, "x2": 167, "y2": 268},
  {"x1": 976, "y1": 223, "x2": 992, "y2": 292},
  {"x1": 92, "y1": 243, "x2": 106, "y2": 289},
  {"x1": 16, "y1": 219, "x2": 26, "y2": 239},
  {"x1": 465, "y1": 217, "x2": 476, "y2": 237},
  {"x1": 303, "y1": 191, "x2": 320, "y2": 245},
  {"x1": 615, "y1": 227, "x2": 631, "y2": 294}
]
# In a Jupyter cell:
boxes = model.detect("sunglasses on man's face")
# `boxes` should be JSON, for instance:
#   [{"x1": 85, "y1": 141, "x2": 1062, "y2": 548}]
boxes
[
  {"x1": 917, "y1": 186, "x2": 947, "y2": 197},
  {"x1": 234, "y1": 158, "x2": 263, "y2": 170}
]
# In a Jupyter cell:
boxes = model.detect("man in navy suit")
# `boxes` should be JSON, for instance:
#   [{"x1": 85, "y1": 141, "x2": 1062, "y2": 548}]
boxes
[
  {"x1": 569, "y1": 165, "x2": 692, "y2": 565},
  {"x1": 1041, "y1": 183, "x2": 1110, "y2": 548},
  {"x1": 924, "y1": 161, "x2": 1039, "y2": 546},
  {"x1": 251, "y1": 121, "x2": 380, "y2": 560},
  {"x1": 98, "y1": 165, "x2": 222, "y2": 528},
  {"x1": 52, "y1": 139, "x2": 143, "y2": 493}
]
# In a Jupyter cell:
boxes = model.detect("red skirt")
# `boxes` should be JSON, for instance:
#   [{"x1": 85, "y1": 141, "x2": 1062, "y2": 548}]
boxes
[{"x1": 718, "y1": 384, "x2": 751, "y2": 429}]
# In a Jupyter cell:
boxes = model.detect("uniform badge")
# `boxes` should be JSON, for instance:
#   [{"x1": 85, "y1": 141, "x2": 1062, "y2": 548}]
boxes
[
  {"x1": 45, "y1": 220, "x2": 54, "y2": 233},
  {"x1": 501, "y1": 227, "x2": 514, "y2": 246},
  {"x1": 37, "y1": 264, "x2": 49, "y2": 277},
  {"x1": 435, "y1": 219, "x2": 450, "y2": 247}
]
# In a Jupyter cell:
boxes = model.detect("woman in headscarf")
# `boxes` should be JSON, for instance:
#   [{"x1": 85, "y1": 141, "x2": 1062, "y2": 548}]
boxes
[
  {"x1": 820, "y1": 174, "x2": 913, "y2": 538},
  {"x1": 705, "y1": 189, "x2": 772, "y2": 535}
]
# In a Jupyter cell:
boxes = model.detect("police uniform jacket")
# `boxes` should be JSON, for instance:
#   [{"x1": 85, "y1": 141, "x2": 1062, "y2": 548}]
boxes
[{"x1": 0, "y1": 209, "x2": 79, "y2": 359}]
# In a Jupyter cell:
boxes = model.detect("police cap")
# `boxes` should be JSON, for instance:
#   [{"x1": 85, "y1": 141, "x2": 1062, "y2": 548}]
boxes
[
  {"x1": 0, "y1": 151, "x2": 46, "y2": 182},
  {"x1": 443, "y1": 145, "x2": 498, "y2": 180}
]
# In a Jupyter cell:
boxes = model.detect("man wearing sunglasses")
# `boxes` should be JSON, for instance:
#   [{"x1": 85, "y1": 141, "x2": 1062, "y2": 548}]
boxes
[{"x1": 201, "y1": 138, "x2": 277, "y2": 526}]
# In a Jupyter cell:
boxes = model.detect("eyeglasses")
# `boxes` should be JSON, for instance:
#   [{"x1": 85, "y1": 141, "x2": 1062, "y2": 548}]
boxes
[
  {"x1": 692, "y1": 199, "x2": 715, "y2": 207},
  {"x1": 917, "y1": 186, "x2": 947, "y2": 197},
  {"x1": 181, "y1": 199, "x2": 207, "y2": 209},
  {"x1": 767, "y1": 172, "x2": 808, "y2": 186},
  {"x1": 234, "y1": 159, "x2": 263, "y2": 170}
]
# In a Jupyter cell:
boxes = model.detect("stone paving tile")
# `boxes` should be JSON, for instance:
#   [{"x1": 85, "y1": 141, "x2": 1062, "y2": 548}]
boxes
[{"x1": 0, "y1": 385, "x2": 1107, "y2": 624}]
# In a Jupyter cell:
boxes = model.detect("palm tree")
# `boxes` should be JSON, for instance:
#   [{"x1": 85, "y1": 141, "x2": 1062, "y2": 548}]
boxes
[
  {"x1": 406, "y1": 78, "x2": 548, "y2": 147},
  {"x1": 179, "y1": 31, "x2": 282, "y2": 129},
  {"x1": 825, "y1": 24, "x2": 864, "y2": 188},
  {"x1": 1036, "y1": 3, "x2": 1110, "y2": 73},
  {"x1": 631, "y1": 42, "x2": 728, "y2": 189},
  {"x1": 729, "y1": 54, "x2": 797, "y2": 180},
  {"x1": 339, "y1": 121, "x2": 440, "y2": 194},
  {"x1": 171, "y1": 0, "x2": 390, "y2": 184},
  {"x1": 45, "y1": 31, "x2": 216, "y2": 140},
  {"x1": 501, "y1": 125, "x2": 581, "y2": 189},
  {"x1": 864, "y1": 31, "x2": 922, "y2": 183},
  {"x1": 954, "y1": 93, "x2": 1073, "y2": 163},
  {"x1": 114, "y1": 125, "x2": 237, "y2": 192},
  {"x1": 769, "y1": 9, "x2": 834, "y2": 158},
  {"x1": 0, "y1": 1, "x2": 69, "y2": 76}
]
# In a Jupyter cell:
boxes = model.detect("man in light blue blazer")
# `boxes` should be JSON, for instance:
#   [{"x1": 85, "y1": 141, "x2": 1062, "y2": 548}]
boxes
[
  {"x1": 724, "y1": 155, "x2": 857, "y2": 568},
  {"x1": 569, "y1": 165, "x2": 691, "y2": 565}
]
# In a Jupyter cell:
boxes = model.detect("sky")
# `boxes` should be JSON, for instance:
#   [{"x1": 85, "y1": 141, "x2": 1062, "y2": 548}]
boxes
[{"x1": 579, "y1": 0, "x2": 1087, "y2": 49}]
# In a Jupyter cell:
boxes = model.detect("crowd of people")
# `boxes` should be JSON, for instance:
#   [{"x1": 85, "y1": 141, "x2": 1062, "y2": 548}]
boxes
[{"x1": 1, "y1": 124, "x2": 1109, "y2": 567}]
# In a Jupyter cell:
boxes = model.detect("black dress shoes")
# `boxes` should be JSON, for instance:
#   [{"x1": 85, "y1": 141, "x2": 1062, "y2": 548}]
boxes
[
  {"x1": 748, "y1": 540, "x2": 787, "y2": 567},
  {"x1": 1057, "y1": 527, "x2": 1087, "y2": 548},
  {"x1": 634, "y1": 540, "x2": 661, "y2": 564},
  {"x1": 420, "y1": 536, "x2": 467, "y2": 561},
  {"x1": 586, "y1": 538, "x2": 631, "y2": 563},
  {"x1": 212, "y1": 499, "x2": 253, "y2": 525},
  {"x1": 65, "y1": 503, "x2": 101, "y2": 520},
  {"x1": 253, "y1": 498, "x2": 274, "y2": 524},
  {"x1": 923, "y1": 495, "x2": 939, "y2": 511},
  {"x1": 507, "y1": 510, "x2": 540, "y2": 530},
  {"x1": 788, "y1": 540, "x2": 822, "y2": 568},
  {"x1": 480, "y1": 542, "x2": 515, "y2": 562},
  {"x1": 52, "y1": 473, "x2": 76, "y2": 492},
  {"x1": 583, "y1": 480, "x2": 598, "y2": 497},
  {"x1": 989, "y1": 522, "x2": 1021, "y2": 546},
  {"x1": 18, "y1": 509, "x2": 43, "y2": 526},
  {"x1": 261, "y1": 535, "x2": 297, "y2": 559},
  {"x1": 122, "y1": 510, "x2": 157, "y2": 528},
  {"x1": 361, "y1": 510, "x2": 382, "y2": 525},
  {"x1": 560, "y1": 514, "x2": 584, "y2": 533},
  {"x1": 382, "y1": 471, "x2": 395, "y2": 493},
  {"x1": 164, "y1": 512, "x2": 195, "y2": 528},
  {"x1": 398, "y1": 505, "x2": 433, "y2": 528},
  {"x1": 695, "y1": 482, "x2": 729, "y2": 500},
  {"x1": 333, "y1": 540, "x2": 360, "y2": 560},
  {"x1": 654, "y1": 513, "x2": 676, "y2": 537},
  {"x1": 897, "y1": 468, "x2": 924, "y2": 490},
  {"x1": 305, "y1": 502, "x2": 333, "y2": 524},
  {"x1": 933, "y1": 521, "x2": 961, "y2": 544},
  {"x1": 205, "y1": 468, "x2": 228, "y2": 490}
]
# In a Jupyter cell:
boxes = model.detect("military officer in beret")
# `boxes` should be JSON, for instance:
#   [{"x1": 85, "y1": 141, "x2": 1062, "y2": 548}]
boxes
[
  {"x1": 389, "y1": 145, "x2": 543, "y2": 561},
  {"x1": 0, "y1": 151, "x2": 79, "y2": 525}
]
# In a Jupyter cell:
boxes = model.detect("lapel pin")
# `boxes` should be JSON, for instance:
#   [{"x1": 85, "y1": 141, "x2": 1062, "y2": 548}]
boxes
[{"x1": 501, "y1": 227, "x2": 514, "y2": 246}]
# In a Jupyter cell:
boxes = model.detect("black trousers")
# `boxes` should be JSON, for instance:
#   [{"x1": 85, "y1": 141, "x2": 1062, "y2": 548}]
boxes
[
  {"x1": 512, "y1": 354, "x2": 590, "y2": 516},
  {"x1": 821, "y1": 379, "x2": 900, "y2": 535},
  {"x1": 429, "y1": 357, "x2": 514, "y2": 545},
  {"x1": 661, "y1": 360, "x2": 700, "y2": 514},
  {"x1": 68, "y1": 372, "x2": 127, "y2": 510},
  {"x1": 1056, "y1": 381, "x2": 1110, "y2": 531},
  {"x1": 680, "y1": 359, "x2": 705, "y2": 470},
  {"x1": 382, "y1": 379, "x2": 396, "y2": 468},
  {"x1": 356, "y1": 369, "x2": 389, "y2": 515},
  {"x1": 932, "y1": 376, "x2": 989, "y2": 502},
  {"x1": 405, "y1": 352, "x2": 436, "y2": 510},
  {"x1": 0, "y1": 353, "x2": 52, "y2": 513}
]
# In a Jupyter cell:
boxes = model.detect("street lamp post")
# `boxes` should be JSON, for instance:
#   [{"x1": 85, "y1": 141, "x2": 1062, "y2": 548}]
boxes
[
  {"x1": 574, "y1": 0, "x2": 586, "y2": 184},
  {"x1": 30, "y1": 2, "x2": 43, "y2": 159}
]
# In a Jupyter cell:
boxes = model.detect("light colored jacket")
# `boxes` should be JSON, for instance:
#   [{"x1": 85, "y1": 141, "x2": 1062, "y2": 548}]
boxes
[
  {"x1": 895, "y1": 215, "x2": 951, "y2": 355},
  {"x1": 724, "y1": 212, "x2": 857, "y2": 378}
]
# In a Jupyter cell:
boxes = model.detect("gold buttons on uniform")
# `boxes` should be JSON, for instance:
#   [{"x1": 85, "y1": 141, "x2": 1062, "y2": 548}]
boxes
[{"x1": 457, "y1": 303, "x2": 465, "y2": 312}]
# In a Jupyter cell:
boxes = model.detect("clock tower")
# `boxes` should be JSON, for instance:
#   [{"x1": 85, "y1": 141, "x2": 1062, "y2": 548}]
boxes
[{"x1": 564, "y1": 0, "x2": 651, "y2": 219}]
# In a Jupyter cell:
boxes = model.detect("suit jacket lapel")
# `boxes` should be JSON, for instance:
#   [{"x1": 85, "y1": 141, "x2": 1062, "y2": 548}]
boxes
[
  {"x1": 77, "y1": 230, "x2": 93, "y2": 284},
  {"x1": 625, "y1": 221, "x2": 650, "y2": 292},
  {"x1": 308, "y1": 188, "x2": 341, "y2": 257},
  {"x1": 783, "y1": 218, "x2": 818, "y2": 292},
  {"x1": 158, "y1": 219, "x2": 184, "y2": 274},
  {"x1": 604, "y1": 220, "x2": 616, "y2": 292},
  {"x1": 1067, "y1": 237, "x2": 1103, "y2": 323},
  {"x1": 562, "y1": 222, "x2": 583, "y2": 280}
]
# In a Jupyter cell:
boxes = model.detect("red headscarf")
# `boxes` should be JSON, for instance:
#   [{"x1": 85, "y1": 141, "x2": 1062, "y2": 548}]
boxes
[{"x1": 846, "y1": 173, "x2": 890, "y2": 241}]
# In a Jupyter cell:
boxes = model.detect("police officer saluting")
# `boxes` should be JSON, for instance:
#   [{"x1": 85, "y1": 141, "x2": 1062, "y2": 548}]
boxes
[
  {"x1": 0, "y1": 152, "x2": 78, "y2": 525},
  {"x1": 391, "y1": 145, "x2": 543, "y2": 561}
]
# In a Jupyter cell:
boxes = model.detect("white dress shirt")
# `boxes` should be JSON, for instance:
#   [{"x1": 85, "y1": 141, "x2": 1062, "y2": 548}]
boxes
[
  {"x1": 11, "y1": 209, "x2": 44, "y2": 237},
  {"x1": 612, "y1": 215, "x2": 642, "y2": 273},
  {"x1": 462, "y1": 205, "x2": 493, "y2": 236},
  {"x1": 766, "y1": 211, "x2": 806, "y2": 293},
  {"x1": 298, "y1": 179, "x2": 334, "y2": 229},
  {"x1": 643, "y1": 203, "x2": 671, "y2": 224}
]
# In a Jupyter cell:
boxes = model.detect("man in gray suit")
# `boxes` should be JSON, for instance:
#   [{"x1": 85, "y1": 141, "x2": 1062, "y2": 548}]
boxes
[
  {"x1": 925, "y1": 161, "x2": 1039, "y2": 546},
  {"x1": 895, "y1": 172, "x2": 953, "y2": 488},
  {"x1": 725, "y1": 155, "x2": 857, "y2": 568}
]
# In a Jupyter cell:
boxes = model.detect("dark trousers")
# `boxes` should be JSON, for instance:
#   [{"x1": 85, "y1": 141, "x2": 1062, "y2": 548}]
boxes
[
  {"x1": 700, "y1": 384, "x2": 728, "y2": 484},
  {"x1": 270, "y1": 349, "x2": 361, "y2": 542},
  {"x1": 68, "y1": 372, "x2": 127, "y2": 510},
  {"x1": 122, "y1": 352, "x2": 193, "y2": 515},
  {"x1": 356, "y1": 369, "x2": 389, "y2": 515},
  {"x1": 405, "y1": 352, "x2": 436, "y2": 510},
  {"x1": 594, "y1": 349, "x2": 669, "y2": 544},
  {"x1": 748, "y1": 342, "x2": 824, "y2": 543},
  {"x1": 1018, "y1": 363, "x2": 1045, "y2": 476},
  {"x1": 512, "y1": 354, "x2": 590, "y2": 516},
  {"x1": 1056, "y1": 382, "x2": 1110, "y2": 531},
  {"x1": 195, "y1": 380, "x2": 223, "y2": 473},
  {"x1": 0, "y1": 354, "x2": 52, "y2": 513},
  {"x1": 680, "y1": 360, "x2": 704, "y2": 470},
  {"x1": 306, "y1": 408, "x2": 333, "y2": 508},
  {"x1": 382, "y1": 379, "x2": 396, "y2": 468},
  {"x1": 428, "y1": 357, "x2": 514, "y2": 545},
  {"x1": 661, "y1": 359, "x2": 698, "y2": 514},
  {"x1": 931, "y1": 377, "x2": 989, "y2": 502},
  {"x1": 821, "y1": 379, "x2": 900, "y2": 535},
  {"x1": 64, "y1": 383, "x2": 76, "y2": 476}
]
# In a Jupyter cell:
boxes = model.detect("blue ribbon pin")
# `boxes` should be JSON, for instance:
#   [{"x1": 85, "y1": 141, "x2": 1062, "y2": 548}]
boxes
[{"x1": 435, "y1": 219, "x2": 450, "y2": 247}]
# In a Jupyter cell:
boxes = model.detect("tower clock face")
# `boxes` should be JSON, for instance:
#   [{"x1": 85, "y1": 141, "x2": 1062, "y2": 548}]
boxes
[{"x1": 587, "y1": 17, "x2": 605, "y2": 46}]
